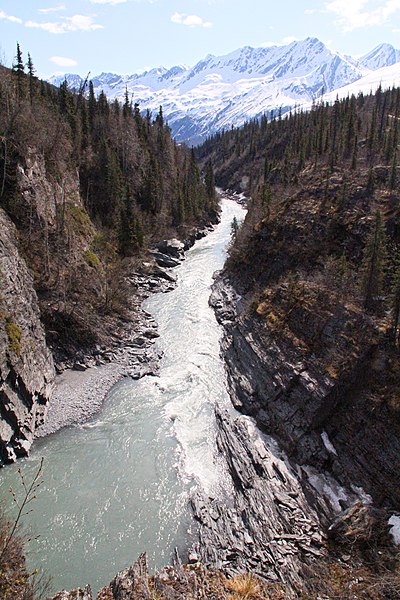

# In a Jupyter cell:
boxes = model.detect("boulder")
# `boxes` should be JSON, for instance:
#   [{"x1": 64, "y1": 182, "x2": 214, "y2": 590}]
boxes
[
  {"x1": 151, "y1": 252, "x2": 181, "y2": 269},
  {"x1": 50, "y1": 585, "x2": 93, "y2": 600},
  {"x1": 156, "y1": 239, "x2": 185, "y2": 259},
  {"x1": 328, "y1": 501, "x2": 391, "y2": 547}
]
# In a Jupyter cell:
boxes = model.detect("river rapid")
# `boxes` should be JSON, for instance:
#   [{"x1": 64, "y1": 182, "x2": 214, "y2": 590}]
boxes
[{"x1": 0, "y1": 198, "x2": 246, "y2": 595}]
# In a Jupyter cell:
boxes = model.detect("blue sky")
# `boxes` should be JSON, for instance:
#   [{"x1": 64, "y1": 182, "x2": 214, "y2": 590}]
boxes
[{"x1": 1, "y1": 1, "x2": 400, "y2": 78}]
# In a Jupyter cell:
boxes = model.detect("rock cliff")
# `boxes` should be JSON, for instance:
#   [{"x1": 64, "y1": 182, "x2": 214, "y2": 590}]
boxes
[
  {"x1": 0, "y1": 207, "x2": 54, "y2": 465},
  {"x1": 210, "y1": 273, "x2": 400, "y2": 510}
]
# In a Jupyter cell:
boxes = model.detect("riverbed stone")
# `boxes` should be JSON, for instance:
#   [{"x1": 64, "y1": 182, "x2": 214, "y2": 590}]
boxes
[
  {"x1": 156, "y1": 239, "x2": 185, "y2": 258},
  {"x1": 151, "y1": 252, "x2": 181, "y2": 268}
]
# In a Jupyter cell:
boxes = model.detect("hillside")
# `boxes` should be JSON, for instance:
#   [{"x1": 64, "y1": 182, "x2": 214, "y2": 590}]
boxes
[
  {"x1": 0, "y1": 48, "x2": 218, "y2": 463},
  {"x1": 196, "y1": 85, "x2": 400, "y2": 592}
]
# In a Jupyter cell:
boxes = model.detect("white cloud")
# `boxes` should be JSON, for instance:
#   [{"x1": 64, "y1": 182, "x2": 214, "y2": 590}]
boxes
[
  {"x1": 171, "y1": 12, "x2": 212, "y2": 28},
  {"x1": 282, "y1": 36, "x2": 298, "y2": 44},
  {"x1": 0, "y1": 10, "x2": 23, "y2": 24},
  {"x1": 326, "y1": 0, "x2": 400, "y2": 31},
  {"x1": 39, "y1": 4, "x2": 66, "y2": 13},
  {"x1": 25, "y1": 14, "x2": 104, "y2": 34},
  {"x1": 89, "y1": 0, "x2": 128, "y2": 4},
  {"x1": 50, "y1": 55, "x2": 78, "y2": 66}
]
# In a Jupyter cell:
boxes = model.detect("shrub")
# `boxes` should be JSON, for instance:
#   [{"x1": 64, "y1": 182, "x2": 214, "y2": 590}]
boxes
[
  {"x1": 5, "y1": 319, "x2": 22, "y2": 356},
  {"x1": 84, "y1": 249, "x2": 101, "y2": 269}
]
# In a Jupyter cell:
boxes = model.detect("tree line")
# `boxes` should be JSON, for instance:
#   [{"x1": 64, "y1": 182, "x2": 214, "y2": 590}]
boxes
[
  {"x1": 197, "y1": 85, "x2": 400, "y2": 346},
  {"x1": 0, "y1": 44, "x2": 217, "y2": 358}
]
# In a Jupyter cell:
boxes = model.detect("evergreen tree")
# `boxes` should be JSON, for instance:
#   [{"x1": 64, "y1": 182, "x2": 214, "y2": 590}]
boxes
[
  {"x1": 261, "y1": 183, "x2": 272, "y2": 220},
  {"x1": 389, "y1": 150, "x2": 398, "y2": 191},
  {"x1": 88, "y1": 80, "x2": 96, "y2": 130},
  {"x1": 26, "y1": 53, "x2": 36, "y2": 105},
  {"x1": 204, "y1": 159, "x2": 216, "y2": 204},
  {"x1": 123, "y1": 87, "x2": 131, "y2": 119},
  {"x1": 118, "y1": 192, "x2": 143, "y2": 256},
  {"x1": 390, "y1": 258, "x2": 400, "y2": 346},
  {"x1": 231, "y1": 216, "x2": 239, "y2": 239},
  {"x1": 360, "y1": 211, "x2": 388, "y2": 310},
  {"x1": 12, "y1": 43, "x2": 25, "y2": 100}
]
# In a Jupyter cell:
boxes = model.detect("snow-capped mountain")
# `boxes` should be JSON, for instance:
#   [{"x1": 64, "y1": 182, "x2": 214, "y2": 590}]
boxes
[
  {"x1": 315, "y1": 61, "x2": 400, "y2": 107},
  {"x1": 359, "y1": 43, "x2": 400, "y2": 70},
  {"x1": 49, "y1": 38, "x2": 400, "y2": 145}
]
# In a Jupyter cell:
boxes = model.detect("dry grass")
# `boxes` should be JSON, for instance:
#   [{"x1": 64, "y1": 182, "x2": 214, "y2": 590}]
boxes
[
  {"x1": 0, "y1": 515, "x2": 33, "y2": 600},
  {"x1": 226, "y1": 573, "x2": 262, "y2": 599},
  {"x1": 301, "y1": 551, "x2": 400, "y2": 600}
]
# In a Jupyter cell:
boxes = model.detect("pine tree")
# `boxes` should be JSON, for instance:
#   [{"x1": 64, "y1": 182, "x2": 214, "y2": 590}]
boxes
[
  {"x1": 366, "y1": 166, "x2": 375, "y2": 195},
  {"x1": 88, "y1": 80, "x2": 96, "y2": 130},
  {"x1": 26, "y1": 53, "x2": 36, "y2": 105},
  {"x1": 118, "y1": 192, "x2": 143, "y2": 256},
  {"x1": 123, "y1": 87, "x2": 131, "y2": 119},
  {"x1": 204, "y1": 159, "x2": 216, "y2": 205},
  {"x1": 390, "y1": 257, "x2": 400, "y2": 346},
  {"x1": 360, "y1": 211, "x2": 388, "y2": 310},
  {"x1": 261, "y1": 183, "x2": 272, "y2": 220},
  {"x1": 12, "y1": 43, "x2": 25, "y2": 100},
  {"x1": 231, "y1": 216, "x2": 239, "y2": 239},
  {"x1": 389, "y1": 150, "x2": 398, "y2": 191},
  {"x1": 351, "y1": 135, "x2": 358, "y2": 170}
]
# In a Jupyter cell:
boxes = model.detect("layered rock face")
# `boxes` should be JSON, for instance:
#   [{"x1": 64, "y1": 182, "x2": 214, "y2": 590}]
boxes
[
  {"x1": 0, "y1": 207, "x2": 55, "y2": 464},
  {"x1": 210, "y1": 275, "x2": 400, "y2": 510},
  {"x1": 190, "y1": 408, "x2": 327, "y2": 596}
]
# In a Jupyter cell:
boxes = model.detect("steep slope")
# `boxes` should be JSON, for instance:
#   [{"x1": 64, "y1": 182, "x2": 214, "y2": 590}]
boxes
[
  {"x1": 0, "y1": 208, "x2": 54, "y2": 464},
  {"x1": 360, "y1": 43, "x2": 400, "y2": 69},
  {"x1": 198, "y1": 86, "x2": 400, "y2": 512},
  {"x1": 319, "y1": 61, "x2": 400, "y2": 106}
]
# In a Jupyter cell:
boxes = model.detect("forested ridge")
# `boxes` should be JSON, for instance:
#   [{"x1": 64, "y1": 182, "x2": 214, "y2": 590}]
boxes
[
  {"x1": 198, "y1": 86, "x2": 400, "y2": 343},
  {"x1": 0, "y1": 45, "x2": 217, "y2": 361}
]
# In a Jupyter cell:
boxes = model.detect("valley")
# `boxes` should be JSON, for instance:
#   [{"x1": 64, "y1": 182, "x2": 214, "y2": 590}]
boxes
[{"x1": 0, "y1": 34, "x2": 400, "y2": 600}]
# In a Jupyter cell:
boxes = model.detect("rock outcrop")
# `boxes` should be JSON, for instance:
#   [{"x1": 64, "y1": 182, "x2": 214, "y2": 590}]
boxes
[
  {"x1": 191, "y1": 408, "x2": 326, "y2": 596},
  {"x1": 0, "y1": 208, "x2": 55, "y2": 465},
  {"x1": 49, "y1": 552, "x2": 275, "y2": 600},
  {"x1": 210, "y1": 273, "x2": 400, "y2": 511}
]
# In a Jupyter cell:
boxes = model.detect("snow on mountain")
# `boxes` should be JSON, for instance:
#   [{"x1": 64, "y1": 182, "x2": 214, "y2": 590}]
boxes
[
  {"x1": 360, "y1": 43, "x2": 400, "y2": 70},
  {"x1": 50, "y1": 72, "x2": 85, "y2": 90},
  {"x1": 313, "y1": 61, "x2": 400, "y2": 107},
  {"x1": 48, "y1": 38, "x2": 400, "y2": 145}
]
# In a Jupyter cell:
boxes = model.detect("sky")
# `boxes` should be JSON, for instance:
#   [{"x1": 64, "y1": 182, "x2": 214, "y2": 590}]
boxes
[{"x1": 0, "y1": 0, "x2": 400, "y2": 78}]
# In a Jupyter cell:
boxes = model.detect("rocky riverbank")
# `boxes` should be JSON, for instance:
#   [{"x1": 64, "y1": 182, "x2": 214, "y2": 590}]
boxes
[
  {"x1": 187, "y1": 269, "x2": 400, "y2": 595},
  {"x1": 36, "y1": 227, "x2": 218, "y2": 438}
]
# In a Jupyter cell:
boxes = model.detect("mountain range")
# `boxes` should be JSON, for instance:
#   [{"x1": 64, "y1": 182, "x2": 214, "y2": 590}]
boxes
[{"x1": 49, "y1": 37, "x2": 400, "y2": 145}]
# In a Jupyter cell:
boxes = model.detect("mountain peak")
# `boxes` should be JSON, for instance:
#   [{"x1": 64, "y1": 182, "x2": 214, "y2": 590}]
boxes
[{"x1": 360, "y1": 43, "x2": 400, "y2": 70}]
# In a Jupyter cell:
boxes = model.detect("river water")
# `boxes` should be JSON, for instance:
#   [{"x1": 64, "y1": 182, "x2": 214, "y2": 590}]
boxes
[{"x1": 0, "y1": 198, "x2": 246, "y2": 594}]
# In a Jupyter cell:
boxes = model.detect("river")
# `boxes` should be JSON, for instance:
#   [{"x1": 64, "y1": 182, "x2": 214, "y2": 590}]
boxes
[{"x1": 0, "y1": 197, "x2": 246, "y2": 595}]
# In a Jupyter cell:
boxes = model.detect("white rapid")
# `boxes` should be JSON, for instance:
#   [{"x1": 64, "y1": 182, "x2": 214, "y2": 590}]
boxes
[{"x1": 0, "y1": 198, "x2": 246, "y2": 595}]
